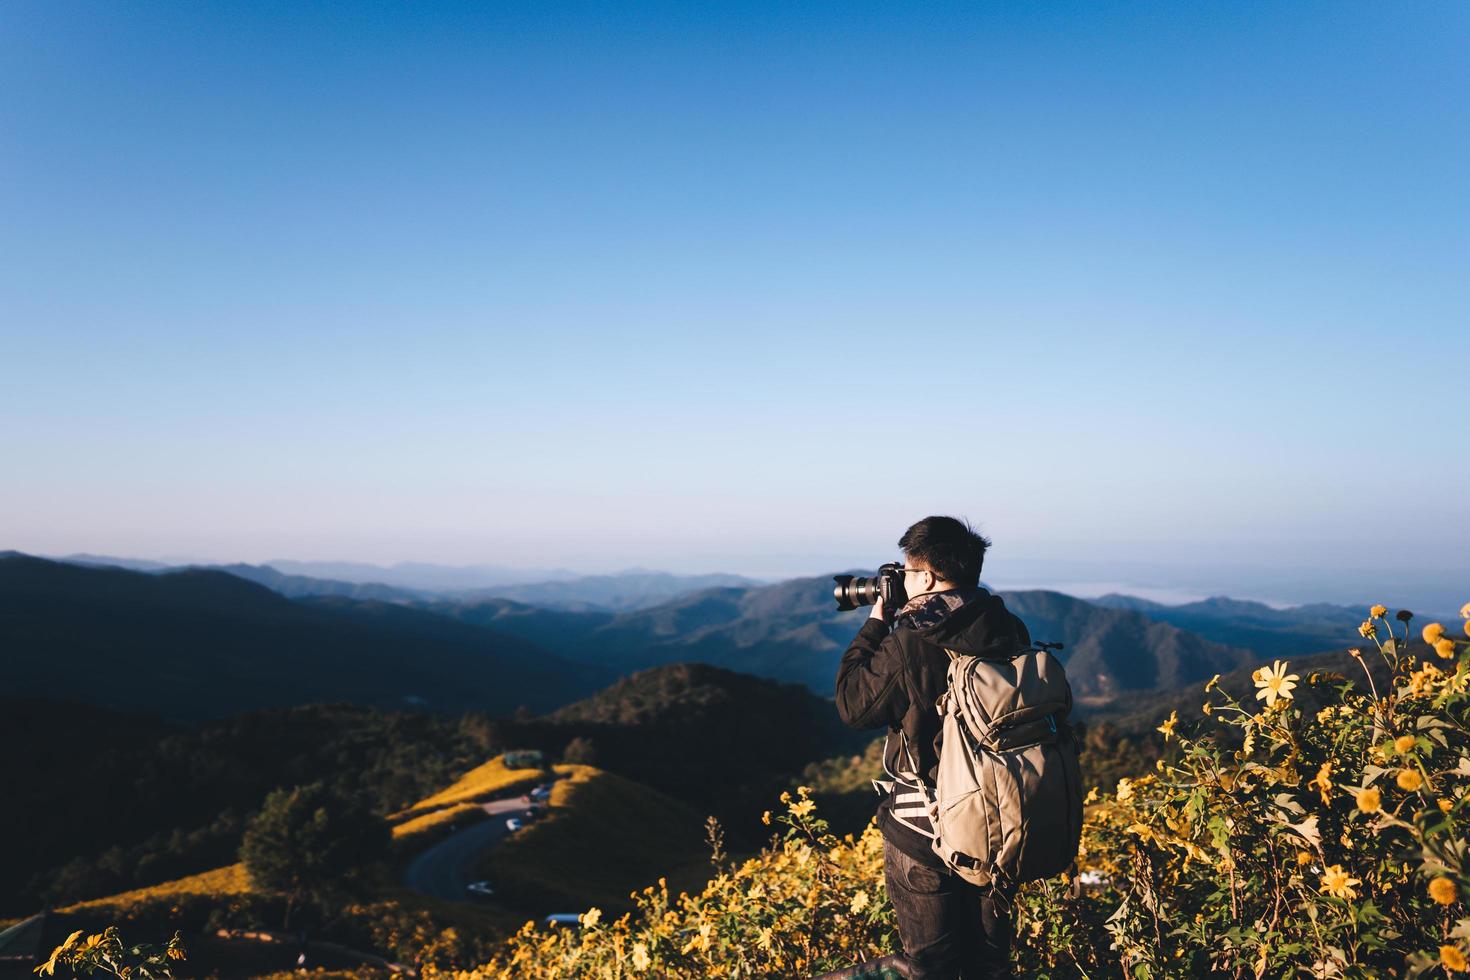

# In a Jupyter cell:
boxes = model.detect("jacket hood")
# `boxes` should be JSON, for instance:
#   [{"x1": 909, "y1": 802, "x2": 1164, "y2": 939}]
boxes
[{"x1": 913, "y1": 586, "x2": 1031, "y2": 657}]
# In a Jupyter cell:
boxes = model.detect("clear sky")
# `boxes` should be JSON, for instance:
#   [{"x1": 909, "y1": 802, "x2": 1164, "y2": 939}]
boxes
[{"x1": 2, "y1": 2, "x2": 1466, "y2": 603}]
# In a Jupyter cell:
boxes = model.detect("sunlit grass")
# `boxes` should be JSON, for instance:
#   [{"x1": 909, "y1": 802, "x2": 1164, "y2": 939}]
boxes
[
  {"x1": 475, "y1": 764, "x2": 709, "y2": 915},
  {"x1": 392, "y1": 802, "x2": 487, "y2": 841},
  {"x1": 59, "y1": 863, "x2": 252, "y2": 913},
  {"x1": 391, "y1": 755, "x2": 546, "y2": 823}
]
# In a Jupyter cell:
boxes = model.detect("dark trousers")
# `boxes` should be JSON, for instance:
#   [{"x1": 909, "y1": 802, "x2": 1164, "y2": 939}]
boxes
[{"x1": 882, "y1": 837, "x2": 1014, "y2": 980}]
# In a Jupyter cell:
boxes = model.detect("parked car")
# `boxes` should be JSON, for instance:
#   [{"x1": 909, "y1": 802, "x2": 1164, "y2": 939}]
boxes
[
  {"x1": 465, "y1": 880, "x2": 495, "y2": 897},
  {"x1": 544, "y1": 914, "x2": 583, "y2": 928},
  {"x1": 505, "y1": 817, "x2": 523, "y2": 832}
]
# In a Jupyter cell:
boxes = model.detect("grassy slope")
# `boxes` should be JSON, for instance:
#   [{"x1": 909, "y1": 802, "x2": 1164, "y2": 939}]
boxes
[
  {"x1": 59, "y1": 863, "x2": 254, "y2": 913},
  {"x1": 475, "y1": 764, "x2": 711, "y2": 915},
  {"x1": 390, "y1": 756, "x2": 547, "y2": 822},
  {"x1": 50, "y1": 754, "x2": 542, "y2": 917},
  {"x1": 392, "y1": 802, "x2": 488, "y2": 841},
  {"x1": 46, "y1": 756, "x2": 713, "y2": 956}
]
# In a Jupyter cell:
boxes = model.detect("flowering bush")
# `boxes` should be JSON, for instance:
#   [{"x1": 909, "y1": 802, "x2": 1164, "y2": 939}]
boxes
[
  {"x1": 35, "y1": 926, "x2": 186, "y2": 980},
  {"x1": 423, "y1": 788, "x2": 898, "y2": 978},
  {"x1": 1080, "y1": 604, "x2": 1470, "y2": 978},
  {"x1": 429, "y1": 602, "x2": 1470, "y2": 978}
]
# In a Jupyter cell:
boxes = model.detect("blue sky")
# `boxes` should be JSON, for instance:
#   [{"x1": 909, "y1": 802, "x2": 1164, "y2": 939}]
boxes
[{"x1": 1, "y1": 2, "x2": 1466, "y2": 604}]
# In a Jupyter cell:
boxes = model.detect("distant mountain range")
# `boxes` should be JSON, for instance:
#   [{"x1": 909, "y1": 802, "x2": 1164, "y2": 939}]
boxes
[
  {"x1": 50, "y1": 554, "x2": 761, "y2": 612},
  {"x1": 6, "y1": 551, "x2": 1375, "y2": 721},
  {"x1": 263, "y1": 559, "x2": 578, "y2": 592},
  {"x1": 1090, "y1": 593, "x2": 1365, "y2": 658},
  {"x1": 0, "y1": 553, "x2": 613, "y2": 721},
  {"x1": 454, "y1": 570, "x2": 764, "y2": 611},
  {"x1": 426, "y1": 575, "x2": 1280, "y2": 704},
  {"x1": 57, "y1": 553, "x2": 178, "y2": 572}
]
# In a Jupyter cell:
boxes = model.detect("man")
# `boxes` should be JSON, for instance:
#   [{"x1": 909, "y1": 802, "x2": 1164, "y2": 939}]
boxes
[{"x1": 834, "y1": 516, "x2": 1031, "y2": 980}]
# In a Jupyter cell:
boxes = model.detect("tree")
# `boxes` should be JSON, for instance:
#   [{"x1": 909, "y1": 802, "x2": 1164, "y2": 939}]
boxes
[
  {"x1": 239, "y1": 781, "x2": 389, "y2": 928},
  {"x1": 562, "y1": 736, "x2": 598, "y2": 766}
]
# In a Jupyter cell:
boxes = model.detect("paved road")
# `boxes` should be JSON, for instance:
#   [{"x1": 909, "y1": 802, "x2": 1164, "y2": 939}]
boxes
[
  {"x1": 403, "y1": 798, "x2": 533, "y2": 901},
  {"x1": 401, "y1": 772, "x2": 575, "y2": 903}
]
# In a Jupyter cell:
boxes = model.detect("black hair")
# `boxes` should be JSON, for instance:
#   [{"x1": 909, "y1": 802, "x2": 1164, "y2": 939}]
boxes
[{"x1": 898, "y1": 515, "x2": 990, "y2": 587}]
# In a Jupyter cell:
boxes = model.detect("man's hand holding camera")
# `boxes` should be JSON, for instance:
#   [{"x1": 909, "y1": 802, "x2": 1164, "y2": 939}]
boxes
[{"x1": 869, "y1": 595, "x2": 890, "y2": 624}]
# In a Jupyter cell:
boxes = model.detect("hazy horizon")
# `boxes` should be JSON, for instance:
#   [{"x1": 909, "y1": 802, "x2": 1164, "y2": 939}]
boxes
[{"x1": 13, "y1": 544, "x2": 1465, "y2": 616}]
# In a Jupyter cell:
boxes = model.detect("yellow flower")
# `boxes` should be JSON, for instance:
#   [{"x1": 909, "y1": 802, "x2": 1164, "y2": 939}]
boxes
[
  {"x1": 1204, "y1": 673, "x2": 1221, "y2": 692},
  {"x1": 1253, "y1": 660, "x2": 1300, "y2": 707},
  {"x1": 1409, "y1": 662, "x2": 1446, "y2": 696},
  {"x1": 1430, "y1": 877, "x2": 1459, "y2": 906},
  {"x1": 850, "y1": 890, "x2": 870, "y2": 914},
  {"x1": 1395, "y1": 735, "x2": 1416, "y2": 754},
  {"x1": 1355, "y1": 786, "x2": 1382, "y2": 813},
  {"x1": 757, "y1": 928, "x2": 773, "y2": 951},
  {"x1": 631, "y1": 943, "x2": 651, "y2": 971},
  {"x1": 581, "y1": 908, "x2": 602, "y2": 928},
  {"x1": 1320, "y1": 864, "x2": 1361, "y2": 899},
  {"x1": 1443, "y1": 945, "x2": 1468, "y2": 972},
  {"x1": 1437, "y1": 638, "x2": 1457, "y2": 660},
  {"x1": 1116, "y1": 778, "x2": 1134, "y2": 803},
  {"x1": 779, "y1": 790, "x2": 792, "y2": 804},
  {"x1": 1461, "y1": 602, "x2": 1470, "y2": 619},
  {"x1": 1084, "y1": 786, "x2": 1099, "y2": 804},
  {"x1": 789, "y1": 798, "x2": 816, "y2": 818},
  {"x1": 761, "y1": 810, "x2": 771, "y2": 825},
  {"x1": 1308, "y1": 762, "x2": 1333, "y2": 806},
  {"x1": 1358, "y1": 620, "x2": 1377, "y2": 639},
  {"x1": 1396, "y1": 768, "x2": 1423, "y2": 792},
  {"x1": 1370, "y1": 604, "x2": 1388, "y2": 619},
  {"x1": 1425, "y1": 623, "x2": 1446, "y2": 644},
  {"x1": 1241, "y1": 727, "x2": 1257, "y2": 756},
  {"x1": 1202, "y1": 701, "x2": 1213, "y2": 715},
  {"x1": 1296, "y1": 850, "x2": 1313, "y2": 866},
  {"x1": 1156, "y1": 710, "x2": 1178, "y2": 741},
  {"x1": 1348, "y1": 647, "x2": 1363, "y2": 659}
]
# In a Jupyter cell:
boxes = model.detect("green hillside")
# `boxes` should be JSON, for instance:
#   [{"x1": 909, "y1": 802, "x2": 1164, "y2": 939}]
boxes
[
  {"x1": 475, "y1": 765, "x2": 710, "y2": 914},
  {"x1": 478, "y1": 662, "x2": 870, "y2": 843},
  {"x1": 0, "y1": 553, "x2": 613, "y2": 721},
  {"x1": 0, "y1": 700, "x2": 492, "y2": 916}
]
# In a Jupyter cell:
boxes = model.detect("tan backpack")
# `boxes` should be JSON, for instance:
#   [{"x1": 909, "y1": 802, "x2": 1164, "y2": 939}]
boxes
[{"x1": 892, "y1": 642, "x2": 1084, "y2": 896}]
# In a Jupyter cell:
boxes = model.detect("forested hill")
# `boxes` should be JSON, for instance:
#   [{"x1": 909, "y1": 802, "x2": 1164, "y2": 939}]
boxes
[
  {"x1": 0, "y1": 553, "x2": 612, "y2": 721},
  {"x1": 490, "y1": 662, "x2": 871, "y2": 836}
]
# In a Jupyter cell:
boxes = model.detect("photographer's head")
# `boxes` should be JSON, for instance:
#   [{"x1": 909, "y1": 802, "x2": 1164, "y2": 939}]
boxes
[{"x1": 898, "y1": 515, "x2": 991, "y2": 592}]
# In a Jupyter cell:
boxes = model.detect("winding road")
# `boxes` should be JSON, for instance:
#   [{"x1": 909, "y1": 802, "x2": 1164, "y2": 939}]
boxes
[{"x1": 402, "y1": 784, "x2": 558, "y2": 901}]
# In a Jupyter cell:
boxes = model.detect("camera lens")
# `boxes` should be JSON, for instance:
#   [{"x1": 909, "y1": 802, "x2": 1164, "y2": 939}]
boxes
[{"x1": 833, "y1": 574, "x2": 882, "y2": 611}]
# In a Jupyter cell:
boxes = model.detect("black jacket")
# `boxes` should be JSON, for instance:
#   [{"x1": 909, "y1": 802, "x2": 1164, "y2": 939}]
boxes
[{"x1": 834, "y1": 587, "x2": 1032, "y2": 865}]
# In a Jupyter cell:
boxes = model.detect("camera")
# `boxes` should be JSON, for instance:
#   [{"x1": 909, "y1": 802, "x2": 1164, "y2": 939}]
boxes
[{"x1": 833, "y1": 562, "x2": 908, "y2": 612}]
